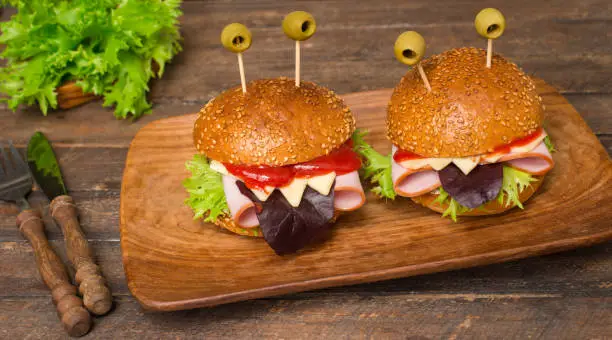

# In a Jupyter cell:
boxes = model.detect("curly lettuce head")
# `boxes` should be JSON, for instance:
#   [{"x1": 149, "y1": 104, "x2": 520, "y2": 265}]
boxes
[{"x1": 0, "y1": 0, "x2": 182, "y2": 118}]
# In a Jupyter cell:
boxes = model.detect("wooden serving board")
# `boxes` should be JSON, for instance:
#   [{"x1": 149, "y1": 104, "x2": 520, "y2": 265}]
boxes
[{"x1": 120, "y1": 79, "x2": 612, "y2": 312}]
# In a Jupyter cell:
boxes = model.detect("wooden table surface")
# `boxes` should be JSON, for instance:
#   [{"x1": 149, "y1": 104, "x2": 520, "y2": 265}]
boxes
[{"x1": 1, "y1": 1, "x2": 610, "y2": 339}]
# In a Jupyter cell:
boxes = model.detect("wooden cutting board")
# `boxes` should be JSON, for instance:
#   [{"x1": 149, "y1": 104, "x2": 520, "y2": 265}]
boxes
[{"x1": 120, "y1": 78, "x2": 612, "y2": 312}]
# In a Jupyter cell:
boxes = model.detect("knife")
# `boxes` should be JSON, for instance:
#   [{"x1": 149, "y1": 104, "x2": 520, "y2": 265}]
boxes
[{"x1": 27, "y1": 132, "x2": 112, "y2": 316}]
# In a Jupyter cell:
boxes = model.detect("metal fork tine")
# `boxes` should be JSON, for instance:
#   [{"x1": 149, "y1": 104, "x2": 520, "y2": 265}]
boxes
[
  {"x1": 8, "y1": 141, "x2": 28, "y2": 173},
  {"x1": 0, "y1": 140, "x2": 33, "y2": 203},
  {"x1": 0, "y1": 142, "x2": 7, "y2": 178}
]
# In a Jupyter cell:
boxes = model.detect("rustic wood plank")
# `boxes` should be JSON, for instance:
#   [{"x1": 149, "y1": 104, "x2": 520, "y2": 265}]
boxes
[
  {"x1": 1, "y1": 146, "x2": 127, "y2": 192},
  {"x1": 565, "y1": 94, "x2": 612, "y2": 134},
  {"x1": 0, "y1": 192, "x2": 118, "y2": 242},
  {"x1": 601, "y1": 135, "x2": 612, "y2": 155},
  {"x1": 0, "y1": 294, "x2": 609, "y2": 339},
  {"x1": 0, "y1": 1, "x2": 610, "y2": 337},
  {"x1": 1, "y1": 90, "x2": 610, "y2": 146},
  {"x1": 150, "y1": 7, "x2": 612, "y2": 100},
  {"x1": 0, "y1": 102, "x2": 200, "y2": 147},
  {"x1": 119, "y1": 80, "x2": 612, "y2": 310},
  {"x1": 1, "y1": 239, "x2": 610, "y2": 299},
  {"x1": 179, "y1": 0, "x2": 612, "y2": 20},
  {"x1": 0, "y1": 1, "x2": 610, "y2": 119},
  {"x1": 0, "y1": 240, "x2": 125, "y2": 298}
]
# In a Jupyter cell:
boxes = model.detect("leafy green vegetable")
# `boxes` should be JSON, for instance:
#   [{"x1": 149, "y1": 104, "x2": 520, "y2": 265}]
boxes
[
  {"x1": 436, "y1": 166, "x2": 538, "y2": 221},
  {"x1": 544, "y1": 135, "x2": 556, "y2": 153},
  {"x1": 352, "y1": 130, "x2": 396, "y2": 199},
  {"x1": 0, "y1": 0, "x2": 182, "y2": 119},
  {"x1": 183, "y1": 155, "x2": 229, "y2": 222},
  {"x1": 497, "y1": 166, "x2": 538, "y2": 209},
  {"x1": 434, "y1": 188, "x2": 470, "y2": 222}
]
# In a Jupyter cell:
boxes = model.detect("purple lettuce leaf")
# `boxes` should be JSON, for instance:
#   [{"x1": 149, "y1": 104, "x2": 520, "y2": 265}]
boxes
[
  {"x1": 438, "y1": 163, "x2": 503, "y2": 209},
  {"x1": 237, "y1": 181, "x2": 335, "y2": 255}
]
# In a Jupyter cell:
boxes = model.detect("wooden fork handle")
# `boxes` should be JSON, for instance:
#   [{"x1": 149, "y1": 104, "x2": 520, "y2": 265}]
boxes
[
  {"x1": 17, "y1": 209, "x2": 91, "y2": 337},
  {"x1": 50, "y1": 195, "x2": 112, "y2": 316}
]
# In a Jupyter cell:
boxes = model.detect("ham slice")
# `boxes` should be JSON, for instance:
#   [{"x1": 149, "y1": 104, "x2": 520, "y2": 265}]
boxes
[
  {"x1": 390, "y1": 135, "x2": 553, "y2": 197},
  {"x1": 392, "y1": 154, "x2": 441, "y2": 197},
  {"x1": 498, "y1": 141, "x2": 554, "y2": 175},
  {"x1": 334, "y1": 171, "x2": 366, "y2": 211},
  {"x1": 222, "y1": 175, "x2": 259, "y2": 228},
  {"x1": 223, "y1": 170, "x2": 366, "y2": 226}
]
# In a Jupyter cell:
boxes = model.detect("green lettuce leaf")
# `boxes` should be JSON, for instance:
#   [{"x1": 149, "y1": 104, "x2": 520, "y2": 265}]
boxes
[
  {"x1": 0, "y1": 0, "x2": 182, "y2": 118},
  {"x1": 182, "y1": 154, "x2": 229, "y2": 222},
  {"x1": 544, "y1": 135, "x2": 556, "y2": 153},
  {"x1": 497, "y1": 166, "x2": 538, "y2": 209},
  {"x1": 352, "y1": 130, "x2": 396, "y2": 199},
  {"x1": 434, "y1": 187, "x2": 470, "y2": 222},
  {"x1": 437, "y1": 166, "x2": 538, "y2": 221}
]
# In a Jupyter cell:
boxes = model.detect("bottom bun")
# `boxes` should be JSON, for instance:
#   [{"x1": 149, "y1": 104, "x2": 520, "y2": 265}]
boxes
[
  {"x1": 214, "y1": 215, "x2": 264, "y2": 237},
  {"x1": 212, "y1": 211, "x2": 343, "y2": 238},
  {"x1": 411, "y1": 176, "x2": 544, "y2": 216}
]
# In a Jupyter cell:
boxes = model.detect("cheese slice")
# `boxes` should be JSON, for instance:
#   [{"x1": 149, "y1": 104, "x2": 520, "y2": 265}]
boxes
[
  {"x1": 429, "y1": 158, "x2": 453, "y2": 170},
  {"x1": 279, "y1": 178, "x2": 309, "y2": 207},
  {"x1": 452, "y1": 157, "x2": 480, "y2": 175},
  {"x1": 481, "y1": 153, "x2": 502, "y2": 163},
  {"x1": 211, "y1": 160, "x2": 338, "y2": 206},
  {"x1": 250, "y1": 186, "x2": 275, "y2": 201},
  {"x1": 399, "y1": 158, "x2": 433, "y2": 170},
  {"x1": 394, "y1": 130, "x2": 548, "y2": 175},
  {"x1": 209, "y1": 160, "x2": 229, "y2": 175},
  {"x1": 307, "y1": 172, "x2": 336, "y2": 195}
]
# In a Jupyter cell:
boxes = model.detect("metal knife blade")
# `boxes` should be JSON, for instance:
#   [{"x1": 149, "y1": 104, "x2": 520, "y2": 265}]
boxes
[{"x1": 27, "y1": 132, "x2": 68, "y2": 199}]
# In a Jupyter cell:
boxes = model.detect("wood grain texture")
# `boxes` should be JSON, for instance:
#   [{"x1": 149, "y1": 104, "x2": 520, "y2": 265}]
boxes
[
  {"x1": 2, "y1": 240, "x2": 610, "y2": 299},
  {"x1": 16, "y1": 210, "x2": 91, "y2": 337},
  {"x1": 50, "y1": 195, "x2": 113, "y2": 315},
  {"x1": 0, "y1": 295, "x2": 610, "y2": 339},
  {"x1": 120, "y1": 79, "x2": 612, "y2": 311},
  {"x1": 0, "y1": 1, "x2": 610, "y2": 337},
  {"x1": 0, "y1": 1, "x2": 611, "y2": 147},
  {"x1": 56, "y1": 82, "x2": 98, "y2": 110}
]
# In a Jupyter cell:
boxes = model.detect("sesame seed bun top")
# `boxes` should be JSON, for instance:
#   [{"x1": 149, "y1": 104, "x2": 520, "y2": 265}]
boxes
[
  {"x1": 194, "y1": 77, "x2": 356, "y2": 166},
  {"x1": 387, "y1": 47, "x2": 543, "y2": 157}
]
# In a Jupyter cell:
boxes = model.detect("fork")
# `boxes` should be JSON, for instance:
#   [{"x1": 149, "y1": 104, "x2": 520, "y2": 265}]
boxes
[{"x1": 0, "y1": 141, "x2": 91, "y2": 337}]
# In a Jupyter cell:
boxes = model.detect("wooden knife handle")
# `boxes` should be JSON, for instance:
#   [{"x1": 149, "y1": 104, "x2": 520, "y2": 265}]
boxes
[
  {"x1": 17, "y1": 209, "x2": 91, "y2": 337},
  {"x1": 50, "y1": 195, "x2": 112, "y2": 316}
]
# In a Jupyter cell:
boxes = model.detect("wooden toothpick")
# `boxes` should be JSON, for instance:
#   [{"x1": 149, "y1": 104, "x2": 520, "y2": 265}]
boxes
[
  {"x1": 221, "y1": 23, "x2": 252, "y2": 94},
  {"x1": 394, "y1": 31, "x2": 430, "y2": 92},
  {"x1": 295, "y1": 40, "x2": 301, "y2": 87},
  {"x1": 486, "y1": 38, "x2": 493, "y2": 68},
  {"x1": 417, "y1": 63, "x2": 432, "y2": 92},
  {"x1": 282, "y1": 11, "x2": 316, "y2": 87},
  {"x1": 475, "y1": 8, "x2": 506, "y2": 69},
  {"x1": 237, "y1": 53, "x2": 247, "y2": 94}
]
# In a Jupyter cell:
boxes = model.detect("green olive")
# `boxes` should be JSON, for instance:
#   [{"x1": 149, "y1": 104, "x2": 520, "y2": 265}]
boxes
[
  {"x1": 474, "y1": 8, "x2": 506, "y2": 39},
  {"x1": 221, "y1": 23, "x2": 252, "y2": 53},
  {"x1": 393, "y1": 31, "x2": 426, "y2": 66},
  {"x1": 282, "y1": 11, "x2": 316, "y2": 41}
]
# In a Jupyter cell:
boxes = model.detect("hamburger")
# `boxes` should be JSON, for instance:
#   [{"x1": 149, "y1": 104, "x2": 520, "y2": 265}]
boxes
[
  {"x1": 366, "y1": 47, "x2": 555, "y2": 221},
  {"x1": 183, "y1": 78, "x2": 369, "y2": 254}
]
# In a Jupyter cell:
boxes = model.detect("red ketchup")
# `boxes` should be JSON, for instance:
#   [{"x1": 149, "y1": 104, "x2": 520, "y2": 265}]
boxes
[
  {"x1": 224, "y1": 140, "x2": 362, "y2": 191},
  {"x1": 393, "y1": 149, "x2": 424, "y2": 163},
  {"x1": 392, "y1": 128, "x2": 544, "y2": 162},
  {"x1": 490, "y1": 127, "x2": 543, "y2": 155}
]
